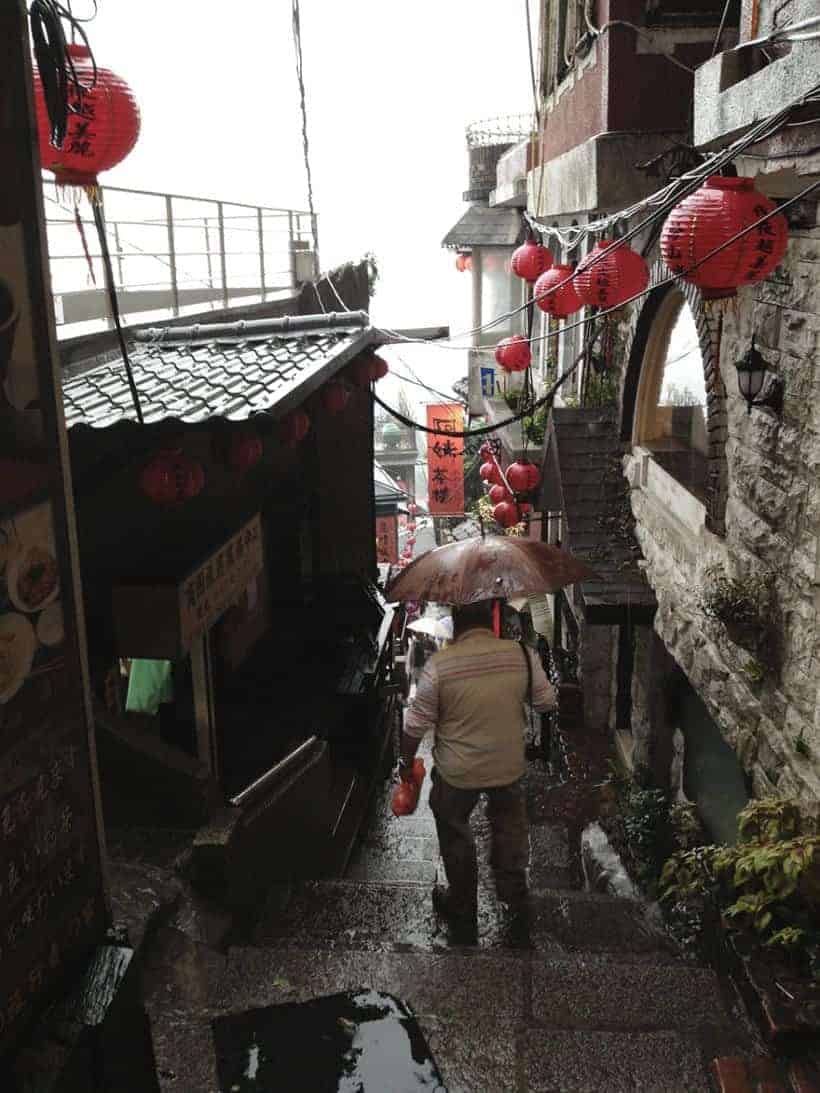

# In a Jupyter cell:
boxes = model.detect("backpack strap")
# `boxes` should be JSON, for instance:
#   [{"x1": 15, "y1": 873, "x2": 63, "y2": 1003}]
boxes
[{"x1": 519, "y1": 639, "x2": 533, "y2": 720}]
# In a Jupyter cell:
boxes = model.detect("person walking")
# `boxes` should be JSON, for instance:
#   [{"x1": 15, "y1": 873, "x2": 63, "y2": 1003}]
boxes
[{"x1": 399, "y1": 599, "x2": 557, "y2": 943}]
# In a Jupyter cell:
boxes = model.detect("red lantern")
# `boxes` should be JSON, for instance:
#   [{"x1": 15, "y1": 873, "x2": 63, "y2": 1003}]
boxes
[
  {"x1": 511, "y1": 240, "x2": 552, "y2": 283},
  {"x1": 479, "y1": 461, "x2": 503, "y2": 486},
  {"x1": 456, "y1": 254, "x2": 467, "y2": 272},
  {"x1": 33, "y1": 44, "x2": 141, "y2": 189},
  {"x1": 506, "y1": 461, "x2": 540, "y2": 493},
  {"x1": 322, "y1": 380, "x2": 349, "y2": 415},
  {"x1": 660, "y1": 176, "x2": 788, "y2": 300},
  {"x1": 519, "y1": 502, "x2": 533, "y2": 515},
  {"x1": 139, "y1": 449, "x2": 204, "y2": 505},
  {"x1": 495, "y1": 336, "x2": 531, "y2": 373},
  {"x1": 575, "y1": 240, "x2": 649, "y2": 309},
  {"x1": 370, "y1": 354, "x2": 389, "y2": 381},
  {"x1": 408, "y1": 502, "x2": 417, "y2": 517},
  {"x1": 479, "y1": 442, "x2": 493, "y2": 459},
  {"x1": 534, "y1": 265, "x2": 582, "y2": 318},
  {"x1": 493, "y1": 500, "x2": 520, "y2": 528},
  {"x1": 464, "y1": 255, "x2": 473, "y2": 271},
  {"x1": 348, "y1": 358, "x2": 373, "y2": 389},
  {"x1": 488, "y1": 483, "x2": 512, "y2": 504},
  {"x1": 226, "y1": 429, "x2": 263, "y2": 473},
  {"x1": 407, "y1": 535, "x2": 416, "y2": 547},
  {"x1": 281, "y1": 409, "x2": 311, "y2": 447}
]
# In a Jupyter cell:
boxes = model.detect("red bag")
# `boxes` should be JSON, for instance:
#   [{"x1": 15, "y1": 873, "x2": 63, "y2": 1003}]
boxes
[{"x1": 391, "y1": 758, "x2": 426, "y2": 816}]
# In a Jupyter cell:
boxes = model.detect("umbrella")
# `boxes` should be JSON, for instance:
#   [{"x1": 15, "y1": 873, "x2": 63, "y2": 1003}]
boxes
[
  {"x1": 386, "y1": 534, "x2": 601, "y2": 605},
  {"x1": 407, "y1": 616, "x2": 453, "y2": 640}
]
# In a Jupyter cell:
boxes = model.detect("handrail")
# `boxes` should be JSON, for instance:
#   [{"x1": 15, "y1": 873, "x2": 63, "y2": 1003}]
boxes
[{"x1": 43, "y1": 180, "x2": 319, "y2": 335}]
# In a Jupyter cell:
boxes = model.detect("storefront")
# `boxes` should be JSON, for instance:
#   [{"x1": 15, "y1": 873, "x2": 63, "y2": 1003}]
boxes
[{"x1": 61, "y1": 312, "x2": 399, "y2": 882}]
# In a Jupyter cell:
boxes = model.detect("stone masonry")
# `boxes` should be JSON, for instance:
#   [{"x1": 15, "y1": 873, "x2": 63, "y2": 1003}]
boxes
[{"x1": 620, "y1": 203, "x2": 820, "y2": 815}]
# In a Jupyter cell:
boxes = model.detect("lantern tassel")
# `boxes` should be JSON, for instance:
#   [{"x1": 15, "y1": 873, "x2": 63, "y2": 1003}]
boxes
[{"x1": 73, "y1": 205, "x2": 96, "y2": 286}]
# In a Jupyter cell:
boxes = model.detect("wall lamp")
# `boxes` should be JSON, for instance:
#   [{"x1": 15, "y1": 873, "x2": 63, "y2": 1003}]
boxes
[{"x1": 734, "y1": 336, "x2": 783, "y2": 416}]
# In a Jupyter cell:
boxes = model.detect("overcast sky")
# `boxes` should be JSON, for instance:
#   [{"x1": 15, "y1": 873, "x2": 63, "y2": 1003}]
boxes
[{"x1": 86, "y1": 0, "x2": 535, "y2": 337}]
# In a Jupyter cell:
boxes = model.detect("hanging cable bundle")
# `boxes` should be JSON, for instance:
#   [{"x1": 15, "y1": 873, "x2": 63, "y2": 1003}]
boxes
[{"x1": 29, "y1": 0, "x2": 97, "y2": 149}]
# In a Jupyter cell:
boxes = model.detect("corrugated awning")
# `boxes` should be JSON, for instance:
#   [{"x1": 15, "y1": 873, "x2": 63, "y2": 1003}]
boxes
[
  {"x1": 61, "y1": 315, "x2": 377, "y2": 430},
  {"x1": 441, "y1": 205, "x2": 525, "y2": 249}
]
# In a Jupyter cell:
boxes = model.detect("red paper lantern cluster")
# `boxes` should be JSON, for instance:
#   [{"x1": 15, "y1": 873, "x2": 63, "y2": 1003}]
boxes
[
  {"x1": 511, "y1": 240, "x2": 552, "y2": 283},
  {"x1": 575, "y1": 240, "x2": 649, "y2": 309},
  {"x1": 225, "y1": 428, "x2": 263, "y2": 473},
  {"x1": 139, "y1": 449, "x2": 204, "y2": 505},
  {"x1": 408, "y1": 502, "x2": 417, "y2": 517},
  {"x1": 455, "y1": 253, "x2": 473, "y2": 272},
  {"x1": 34, "y1": 44, "x2": 141, "y2": 188},
  {"x1": 322, "y1": 380, "x2": 350, "y2": 415},
  {"x1": 506, "y1": 460, "x2": 540, "y2": 493},
  {"x1": 281, "y1": 409, "x2": 311, "y2": 447},
  {"x1": 660, "y1": 176, "x2": 788, "y2": 300},
  {"x1": 495, "y1": 335, "x2": 531, "y2": 373},
  {"x1": 493, "y1": 500, "x2": 520, "y2": 528},
  {"x1": 479, "y1": 461, "x2": 503, "y2": 486},
  {"x1": 534, "y1": 264, "x2": 582, "y2": 319}
]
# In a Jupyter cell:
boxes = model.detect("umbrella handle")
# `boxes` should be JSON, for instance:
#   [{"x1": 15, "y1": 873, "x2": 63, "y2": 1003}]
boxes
[{"x1": 493, "y1": 600, "x2": 501, "y2": 638}]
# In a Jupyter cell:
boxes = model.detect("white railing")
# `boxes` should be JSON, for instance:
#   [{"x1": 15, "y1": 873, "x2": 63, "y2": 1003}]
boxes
[{"x1": 43, "y1": 182, "x2": 318, "y2": 337}]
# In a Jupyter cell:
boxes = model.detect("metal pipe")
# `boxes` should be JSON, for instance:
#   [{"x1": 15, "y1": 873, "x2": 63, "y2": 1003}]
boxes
[
  {"x1": 134, "y1": 309, "x2": 370, "y2": 342},
  {"x1": 257, "y1": 206, "x2": 266, "y2": 301},
  {"x1": 165, "y1": 194, "x2": 180, "y2": 317},
  {"x1": 229, "y1": 735, "x2": 319, "y2": 808},
  {"x1": 217, "y1": 201, "x2": 229, "y2": 309}
]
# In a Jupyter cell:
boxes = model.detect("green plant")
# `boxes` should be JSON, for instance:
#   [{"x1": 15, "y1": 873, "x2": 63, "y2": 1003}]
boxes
[
  {"x1": 701, "y1": 566, "x2": 774, "y2": 655},
  {"x1": 661, "y1": 799, "x2": 820, "y2": 977},
  {"x1": 794, "y1": 728, "x2": 812, "y2": 759},
  {"x1": 624, "y1": 787, "x2": 670, "y2": 889},
  {"x1": 737, "y1": 797, "x2": 804, "y2": 843},
  {"x1": 743, "y1": 658, "x2": 765, "y2": 685},
  {"x1": 523, "y1": 406, "x2": 548, "y2": 445},
  {"x1": 669, "y1": 802, "x2": 704, "y2": 852}
]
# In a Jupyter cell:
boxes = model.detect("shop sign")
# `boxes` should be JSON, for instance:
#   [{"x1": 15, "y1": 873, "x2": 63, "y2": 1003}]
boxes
[
  {"x1": 375, "y1": 515, "x2": 398, "y2": 564},
  {"x1": 426, "y1": 404, "x2": 464, "y2": 516},
  {"x1": 179, "y1": 514, "x2": 263, "y2": 650},
  {"x1": 480, "y1": 366, "x2": 496, "y2": 398}
]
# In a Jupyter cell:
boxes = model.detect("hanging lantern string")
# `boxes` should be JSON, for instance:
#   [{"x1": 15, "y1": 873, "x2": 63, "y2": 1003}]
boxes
[
  {"x1": 29, "y1": 0, "x2": 98, "y2": 147},
  {"x1": 90, "y1": 199, "x2": 144, "y2": 424},
  {"x1": 291, "y1": 0, "x2": 320, "y2": 268},
  {"x1": 376, "y1": 80, "x2": 820, "y2": 354},
  {"x1": 374, "y1": 178, "x2": 818, "y2": 438}
]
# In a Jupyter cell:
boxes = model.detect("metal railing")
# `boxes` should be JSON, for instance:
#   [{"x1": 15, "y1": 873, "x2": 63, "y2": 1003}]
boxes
[
  {"x1": 43, "y1": 182, "x2": 318, "y2": 337},
  {"x1": 465, "y1": 114, "x2": 535, "y2": 148}
]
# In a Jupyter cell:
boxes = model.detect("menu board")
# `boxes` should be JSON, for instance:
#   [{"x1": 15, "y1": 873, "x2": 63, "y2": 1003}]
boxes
[{"x1": 0, "y1": 8, "x2": 106, "y2": 1055}]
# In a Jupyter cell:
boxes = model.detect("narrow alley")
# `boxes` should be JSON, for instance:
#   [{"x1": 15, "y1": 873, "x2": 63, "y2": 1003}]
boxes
[{"x1": 133, "y1": 727, "x2": 766, "y2": 1092}]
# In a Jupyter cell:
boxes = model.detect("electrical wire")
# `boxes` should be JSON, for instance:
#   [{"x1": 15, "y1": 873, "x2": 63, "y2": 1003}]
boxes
[
  {"x1": 712, "y1": 0, "x2": 734, "y2": 57},
  {"x1": 90, "y1": 200, "x2": 144, "y2": 423},
  {"x1": 29, "y1": 0, "x2": 97, "y2": 147},
  {"x1": 291, "y1": 0, "x2": 320, "y2": 270},
  {"x1": 375, "y1": 178, "x2": 818, "y2": 435}
]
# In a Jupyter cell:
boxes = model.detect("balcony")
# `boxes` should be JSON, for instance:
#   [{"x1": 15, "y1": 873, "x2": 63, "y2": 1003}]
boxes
[{"x1": 44, "y1": 183, "x2": 316, "y2": 339}]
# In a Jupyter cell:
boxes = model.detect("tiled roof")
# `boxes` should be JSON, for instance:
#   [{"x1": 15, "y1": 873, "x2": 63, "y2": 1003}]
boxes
[
  {"x1": 61, "y1": 326, "x2": 375, "y2": 430},
  {"x1": 544, "y1": 408, "x2": 656, "y2": 623},
  {"x1": 441, "y1": 205, "x2": 525, "y2": 249},
  {"x1": 374, "y1": 461, "x2": 406, "y2": 503}
]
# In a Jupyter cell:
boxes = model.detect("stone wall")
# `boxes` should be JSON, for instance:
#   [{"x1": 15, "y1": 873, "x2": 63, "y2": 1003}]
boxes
[{"x1": 620, "y1": 203, "x2": 820, "y2": 816}]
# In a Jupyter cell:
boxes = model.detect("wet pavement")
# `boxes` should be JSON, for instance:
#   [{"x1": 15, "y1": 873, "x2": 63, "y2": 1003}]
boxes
[{"x1": 140, "y1": 733, "x2": 760, "y2": 1091}]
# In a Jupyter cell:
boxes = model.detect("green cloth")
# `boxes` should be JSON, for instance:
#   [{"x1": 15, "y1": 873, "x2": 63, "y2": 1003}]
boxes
[{"x1": 125, "y1": 659, "x2": 174, "y2": 716}]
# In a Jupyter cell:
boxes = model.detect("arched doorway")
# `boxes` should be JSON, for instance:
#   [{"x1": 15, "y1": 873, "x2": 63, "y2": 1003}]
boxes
[{"x1": 632, "y1": 288, "x2": 708, "y2": 501}]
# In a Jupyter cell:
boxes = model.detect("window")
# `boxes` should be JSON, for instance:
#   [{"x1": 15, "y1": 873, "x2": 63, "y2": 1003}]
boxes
[{"x1": 633, "y1": 289, "x2": 707, "y2": 500}]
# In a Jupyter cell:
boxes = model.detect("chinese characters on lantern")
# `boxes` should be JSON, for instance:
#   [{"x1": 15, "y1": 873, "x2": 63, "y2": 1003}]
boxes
[{"x1": 426, "y1": 404, "x2": 465, "y2": 515}]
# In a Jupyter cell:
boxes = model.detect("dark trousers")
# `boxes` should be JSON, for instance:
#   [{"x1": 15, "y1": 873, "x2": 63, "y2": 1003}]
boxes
[{"x1": 429, "y1": 768, "x2": 528, "y2": 918}]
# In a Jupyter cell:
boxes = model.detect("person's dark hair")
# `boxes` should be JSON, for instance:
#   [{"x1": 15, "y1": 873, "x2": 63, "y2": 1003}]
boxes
[{"x1": 452, "y1": 600, "x2": 494, "y2": 637}]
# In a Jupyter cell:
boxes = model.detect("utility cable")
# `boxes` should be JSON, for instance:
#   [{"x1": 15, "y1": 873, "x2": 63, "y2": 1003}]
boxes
[
  {"x1": 91, "y1": 199, "x2": 144, "y2": 423},
  {"x1": 375, "y1": 178, "x2": 818, "y2": 436},
  {"x1": 291, "y1": 0, "x2": 320, "y2": 270}
]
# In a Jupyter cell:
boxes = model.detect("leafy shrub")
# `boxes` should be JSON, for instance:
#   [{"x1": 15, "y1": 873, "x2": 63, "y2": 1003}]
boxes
[{"x1": 701, "y1": 566, "x2": 774, "y2": 655}]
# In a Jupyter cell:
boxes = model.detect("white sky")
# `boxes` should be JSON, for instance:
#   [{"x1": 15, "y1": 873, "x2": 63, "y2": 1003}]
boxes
[{"x1": 86, "y1": 0, "x2": 536, "y2": 348}]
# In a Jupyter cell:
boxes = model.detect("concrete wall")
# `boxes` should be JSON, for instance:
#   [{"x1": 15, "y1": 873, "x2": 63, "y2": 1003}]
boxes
[{"x1": 620, "y1": 204, "x2": 820, "y2": 816}]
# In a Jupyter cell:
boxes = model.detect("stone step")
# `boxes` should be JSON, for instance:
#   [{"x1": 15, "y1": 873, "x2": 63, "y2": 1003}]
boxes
[
  {"x1": 143, "y1": 944, "x2": 748, "y2": 1093},
  {"x1": 251, "y1": 877, "x2": 679, "y2": 960}
]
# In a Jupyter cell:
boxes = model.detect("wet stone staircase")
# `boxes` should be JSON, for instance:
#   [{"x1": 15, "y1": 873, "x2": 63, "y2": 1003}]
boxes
[{"x1": 141, "y1": 736, "x2": 769, "y2": 1092}]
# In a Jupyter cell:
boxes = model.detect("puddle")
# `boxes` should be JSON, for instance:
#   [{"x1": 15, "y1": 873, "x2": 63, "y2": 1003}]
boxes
[
  {"x1": 213, "y1": 989, "x2": 445, "y2": 1091},
  {"x1": 580, "y1": 821, "x2": 639, "y2": 900}
]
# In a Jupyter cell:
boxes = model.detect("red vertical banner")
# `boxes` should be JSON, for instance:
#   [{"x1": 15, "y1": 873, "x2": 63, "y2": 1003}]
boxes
[
  {"x1": 426, "y1": 404, "x2": 464, "y2": 515},
  {"x1": 375, "y1": 515, "x2": 398, "y2": 563}
]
